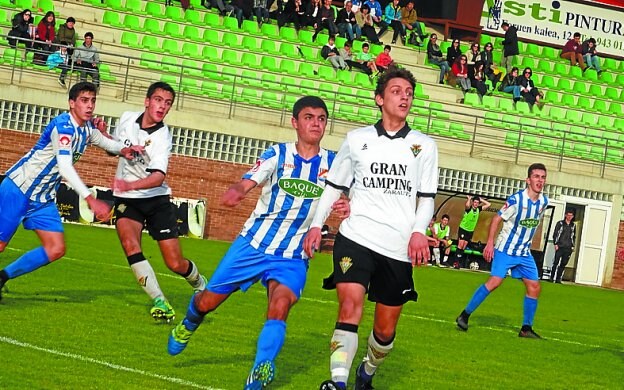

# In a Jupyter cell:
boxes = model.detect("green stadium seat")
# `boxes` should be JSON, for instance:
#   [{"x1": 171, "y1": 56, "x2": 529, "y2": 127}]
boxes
[
  {"x1": 201, "y1": 81, "x2": 222, "y2": 99},
  {"x1": 242, "y1": 36, "x2": 260, "y2": 51},
  {"x1": 535, "y1": 59, "x2": 551, "y2": 73},
  {"x1": 242, "y1": 20, "x2": 261, "y2": 35},
  {"x1": 556, "y1": 78, "x2": 573, "y2": 92},
  {"x1": 588, "y1": 84, "x2": 603, "y2": 98},
  {"x1": 414, "y1": 84, "x2": 429, "y2": 99},
  {"x1": 504, "y1": 131, "x2": 520, "y2": 147},
  {"x1": 240, "y1": 88, "x2": 262, "y2": 106},
  {"x1": 145, "y1": 2, "x2": 162, "y2": 17},
  {"x1": 280, "y1": 76, "x2": 298, "y2": 93},
  {"x1": 449, "y1": 123, "x2": 470, "y2": 140},
  {"x1": 299, "y1": 79, "x2": 315, "y2": 95},
  {"x1": 240, "y1": 52, "x2": 260, "y2": 69},
  {"x1": 429, "y1": 102, "x2": 450, "y2": 120},
  {"x1": 297, "y1": 45, "x2": 316, "y2": 61},
  {"x1": 203, "y1": 29, "x2": 220, "y2": 45},
  {"x1": 592, "y1": 100, "x2": 608, "y2": 115},
  {"x1": 222, "y1": 32, "x2": 241, "y2": 48},
  {"x1": 125, "y1": 0, "x2": 146, "y2": 14},
  {"x1": 279, "y1": 27, "x2": 299, "y2": 42},
  {"x1": 277, "y1": 42, "x2": 297, "y2": 58},
  {"x1": 353, "y1": 72, "x2": 371, "y2": 88},
  {"x1": 279, "y1": 59, "x2": 297, "y2": 75},
  {"x1": 520, "y1": 134, "x2": 539, "y2": 151},
  {"x1": 182, "y1": 42, "x2": 200, "y2": 58},
  {"x1": 204, "y1": 12, "x2": 221, "y2": 28},
  {"x1": 222, "y1": 49, "x2": 240, "y2": 65},
  {"x1": 318, "y1": 82, "x2": 335, "y2": 100},
  {"x1": 601, "y1": 57, "x2": 618, "y2": 71},
  {"x1": 540, "y1": 46, "x2": 559, "y2": 61},
  {"x1": 567, "y1": 125, "x2": 585, "y2": 141},
  {"x1": 260, "y1": 56, "x2": 279, "y2": 72},
  {"x1": 185, "y1": 9, "x2": 202, "y2": 24},
  {"x1": 540, "y1": 137, "x2": 561, "y2": 154},
  {"x1": 105, "y1": 0, "x2": 125, "y2": 11},
  {"x1": 559, "y1": 94, "x2": 575, "y2": 107},
  {"x1": 541, "y1": 75, "x2": 556, "y2": 89},
  {"x1": 605, "y1": 147, "x2": 622, "y2": 164},
  {"x1": 483, "y1": 112, "x2": 501, "y2": 126},
  {"x1": 165, "y1": 6, "x2": 185, "y2": 21},
  {"x1": 143, "y1": 19, "x2": 163, "y2": 35},
  {"x1": 413, "y1": 116, "x2": 429, "y2": 131},
  {"x1": 565, "y1": 109, "x2": 582, "y2": 124},
  {"x1": 121, "y1": 31, "x2": 141, "y2": 48},
  {"x1": 464, "y1": 93, "x2": 480, "y2": 107},
  {"x1": 164, "y1": 21, "x2": 183, "y2": 38},
  {"x1": 239, "y1": 70, "x2": 261, "y2": 87},
  {"x1": 262, "y1": 40, "x2": 281, "y2": 55},
  {"x1": 0, "y1": 9, "x2": 10, "y2": 27},
  {"x1": 299, "y1": 62, "x2": 315, "y2": 77},
  {"x1": 261, "y1": 23, "x2": 280, "y2": 39},
  {"x1": 102, "y1": 10, "x2": 123, "y2": 27},
  {"x1": 515, "y1": 101, "x2": 532, "y2": 115},
  {"x1": 604, "y1": 87, "x2": 619, "y2": 101},
  {"x1": 336, "y1": 105, "x2": 359, "y2": 122},
  {"x1": 161, "y1": 57, "x2": 180, "y2": 73},
  {"x1": 201, "y1": 62, "x2": 219, "y2": 79},
  {"x1": 181, "y1": 77, "x2": 201, "y2": 94},
  {"x1": 608, "y1": 102, "x2": 622, "y2": 116},
  {"x1": 525, "y1": 43, "x2": 541, "y2": 57},
  {"x1": 356, "y1": 88, "x2": 373, "y2": 101},
  {"x1": 184, "y1": 25, "x2": 202, "y2": 42},
  {"x1": 317, "y1": 65, "x2": 336, "y2": 81},
  {"x1": 223, "y1": 16, "x2": 239, "y2": 30},
  {"x1": 598, "y1": 71, "x2": 616, "y2": 85},
  {"x1": 262, "y1": 91, "x2": 284, "y2": 110},
  {"x1": 584, "y1": 69, "x2": 598, "y2": 82},
  {"x1": 222, "y1": 84, "x2": 235, "y2": 99},
  {"x1": 181, "y1": 59, "x2": 202, "y2": 76},
  {"x1": 569, "y1": 66, "x2": 583, "y2": 79},
  {"x1": 2, "y1": 48, "x2": 23, "y2": 66},
  {"x1": 337, "y1": 70, "x2": 352, "y2": 84},
  {"x1": 160, "y1": 74, "x2": 179, "y2": 88},
  {"x1": 479, "y1": 34, "x2": 492, "y2": 46},
  {"x1": 520, "y1": 57, "x2": 536, "y2": 69},
  {"x1": 299, "y1": 30, "x2": 315, "y2": 45},
  {"x1": 140, "y1": 53, "x2": 159, "y2": 69},
  {"x1": 162, "y1": 39, "x2": 180, "y2": 55},
  {"x1": 142, "y1": 35, "x2": 162, "y2": 52},
  {"x1": 202, "y1": 46, "x2": 219, "y2": 62},
  {"x1": 482, "y1": 95, "x2": 497, "y2": 110},
  {"x1": 597, "y1": 115, "x2": 614, "y2": 130},
  {"x1": 573, "y1": 81, "x2": 588, "y2": 95},
  {"x1": 589, "y1": 145, "x2": 606, "y2": 161},
  {"x1": 577, "y1": 96, "x2": 591, "y2": 111},
  {"x1": 123, "y1": 14, "x2": 141, "y2": 31},
  {"x1": 499, "y1": 98, "x2": 514, "y2": 113},
  {"x1": 581, "y1": 112, "x2": 597, "y2": 127},
  {"x1": 338, "y1": 86, "x2": 357, "y2": 103},
  {"x1": 261, "y1": 73, "x2": 277, "y2": 89},
  {"x1": 553, "y1": 63, "x2": 567, "y2": 76}
]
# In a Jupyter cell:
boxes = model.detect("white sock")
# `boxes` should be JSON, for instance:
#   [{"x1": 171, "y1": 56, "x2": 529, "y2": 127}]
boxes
[
  {"x1": 433, "y1": 248, "x2": 441, "y2": 265},
  {"x1": 184, "y1": 260, "x2": 205, "y2": 290},
  {"x1": 363, "y1": 331, "x2": 394, "y2": 376},
  {"x1": 330, "y1": 327, "x2": 359, "y2": 384},
  {"x1": 131, "y1": 260, "x2": 164, "y2": 300}
]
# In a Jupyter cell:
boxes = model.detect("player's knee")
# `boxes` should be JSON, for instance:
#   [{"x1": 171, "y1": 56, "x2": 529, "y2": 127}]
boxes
[
  {"x1": 527, "y1": 281, "x2": 541, "y2": 297},
  {"x1": 338, "y1": 298, "x2": 363, "y2": 320},
  {"x1": 267, "y1": 296, "x2": 296, "y2": 320},
  {"x1": 372, "y1": 326, "x2": 395, "y2": 342},
  {"x1": 45, "y1": 242, "x2": 66, "y2": 261},
  {"x1": 0, "y1": 241, "x2": 7, "y2": 252},
  {"x1": 165, "y1": 257, "x2": 186, "y2": 274}
]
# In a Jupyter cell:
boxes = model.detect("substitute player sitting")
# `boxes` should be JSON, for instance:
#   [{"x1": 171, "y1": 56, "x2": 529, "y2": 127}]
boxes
[
  {"x1": 167, "y1": 96, "x2": 349, "y2": 389},
  {"x1": 0, "y1": 82, "x2": 141, "y2": 300}
]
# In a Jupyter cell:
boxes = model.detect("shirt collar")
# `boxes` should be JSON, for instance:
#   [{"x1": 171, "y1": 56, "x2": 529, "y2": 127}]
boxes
[
  {"x1": 374, "y1": 119, "x2": 411, "y2": 139},
  {"x1": 136, "y1": 113, "x2": 165, "y2": 134}
]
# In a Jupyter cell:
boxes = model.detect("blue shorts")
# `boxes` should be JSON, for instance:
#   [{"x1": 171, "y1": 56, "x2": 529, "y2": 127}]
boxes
[
  {"x1": 207, "y1": 235, "x2": 309, "y2": 299},
  {"x1": 0, "y1": 178, "x2": 63, "y2": 243},
  {"x1": 490, "y1": 249, "x2": 539, "y2": 281}
]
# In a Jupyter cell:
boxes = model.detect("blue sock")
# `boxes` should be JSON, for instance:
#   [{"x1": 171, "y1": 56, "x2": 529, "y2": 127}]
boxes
[
  {"x1": 465, "y1": 284, "x2": 490, "y2": 314},
  {"x1": 336, "y1": 382, "x2": 346, "y2": 390},
  {"x1": 4, "y1": 247, "x2": 50, "y2": 279},
  {"x1": 184, "y1": 293, "x2": 206, "y2": 331},
  {"x1": 254, "y1": 319, "x2": 286, "y2": 366},
  {"x1": 523, "y1": 296, "x2": 538, "y2": 326}
]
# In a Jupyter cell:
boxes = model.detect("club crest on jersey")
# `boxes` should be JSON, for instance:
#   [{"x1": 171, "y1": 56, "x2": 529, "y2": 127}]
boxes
[
  {"x1": 144, "y1": 139, "x2": 151, "y2": 147},
  {"x1": 59, "y1": 135, "x2": 71, "y2": 147},
  {"x1": 519, "y1": 218, "x2": 540, "y2": 228},
  {"x1": 250, "y1": 159, "x2": 264, "y2": 173},
  {"x1": 410, "y1": 144, "x2": 422, "y2": 157},
  {"x1": 318, "y1": 168, "x2": 329, "y2": 182},
  {"x1": 339, "y1": 257, "x2": 353, "y2": 274},
  {"x1": 278, "y1": 178, "x2": 324, "y2": 199}
]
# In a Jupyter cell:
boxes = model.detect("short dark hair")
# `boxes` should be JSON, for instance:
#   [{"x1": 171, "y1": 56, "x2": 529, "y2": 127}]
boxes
[
  {"x1": 384, "y1": 44, "x2": 391, "y2": 51},
  {"x1": 528, "y1": 163, "x2": 547, "y2": 177},
  {"x1": 471, "y1": 196, "x2": 480, "y2": 202},
  {"x1": 147, "y1": 81, "x2": 176, "y2": 102},
  {"x1": 501, "y1": 21, "x2": 509, "y2": 27},
  {"x1": 574, "y1": 32, "x2": 581, "y2": 38},
  {"x1": 511, "y1": 66, "x2": 519, "y2": 73},
  {"x1": 588, "y1": 37, "x2": 596, "y2": 44},
  {"x1": 362, "y1": 42, "x2": 369, "y2": 49},
  {"x1": 361, "y1": 4, "x2": 370, "y2": 11},
  {"x1": 565, "y1": 208, "x2": 576, "y2": 216},
  {"x1": 69, "y1": 82, "x2": 97, "y2": 101},
  {"x1": 441, "y1": 214, "x2": 450, "y2": 220},
  {"x1": 292, "y1": 96, "x2": 328, "y2": 119},
  {"x1": 84, "y1": 32, "x2": 94, "y2": 39},
  {"x1": 66, "y1": 16, "x2": 75, "y2": 23},
  {"x1": 374, "y1": 67, "x2": 416, "y2": 98},
  {"x1": 344, "y1": 40, "x2": 352, "y2": 48}
]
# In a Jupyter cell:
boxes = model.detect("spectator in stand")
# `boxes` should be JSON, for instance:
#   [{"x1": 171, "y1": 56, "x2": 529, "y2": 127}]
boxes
[
  {"x1": 379, "y1": 0, "x2": 402, "y2": 44},
  {"x1": 480, "y1": 42, "x2": 502, "y2": 90},
  {"x1": 231, "y1": 0, "x2": 254, "y2": 28},
  {"x1": 581, "y1": 37, "x2": 602, "y2": 75},
  {"x1": 450, "y1": 55, "x2": 471, "y2": 94},
  {"x1": 500, "y1": 21, "x2": 518, "y2": 73},
  {"x1": 55, "y1": 16, "x2": 77, "y2": 62},
  {"x1": 304, "y1": 0, "x2": 321, "y2": 29},
  {"x1": 321, "y1": 35, "x2": 348, "y2": 70},
  {"x1": 446, "y1": 38, "x2": 461, "y2": 65},
  {"x1": 375, "y1": 44, "x2": 395, "y2": 73},
  {"x1": 34, "y1": 11, "x2": 56, "y2": 64},
  {"x1": 561, "y1": 32, "x2": 588, "y2": 72},
  {"x1": 278, "y1": 0, "x2": 304, "y2": 30},
  {"x1": 518, "y1": 67, "x2": 543, "y2": 108},
  {"x1": 465, "y1": 42, "x2": 481, "y2": 79},
  {"x1": 46, "y1": 41, "x2": 69, "y2": 72},
  {"x1": 337, "y1": 1, "x2": 361, "y2": 41},
  {"x1": 352, "y1": 42, "x2": 377, "y2": 75},
  {"x1": 72, "y1": 32, "x2": 100, "y2": 89},
  {"x1": 203, "y1": 0, "x2": 234, "y2": 16},
  {"x1": 356, "y1": 4, "x2": 381, "y2": 45},
  {"x1": 312, "y1": 0, "x2": 337, "y2": 41},
  {"x1": 364, "y1": 0, "x2": 383, "y2": 28},
  {"x1": 399, "y1": 1, "x2": 426, "y2": 47},
  {"x1": 499, "y1": 66, "x2": 521, "y2": 102},
  {"x1": 7, "y1": 9, "x2": 34, "y2": 49},
  {"x1": 427, "y1": 33, "x2": 450, "y2": 84},
  {"x1": 253, "y1": 0, "x2": 270, "y2": 27},
  {"x1": 470, "y1": 60, "x2": 488, "y2": 99},
  {"x1": 339, "y1": 40, "x2": 355, "y2": 70}
]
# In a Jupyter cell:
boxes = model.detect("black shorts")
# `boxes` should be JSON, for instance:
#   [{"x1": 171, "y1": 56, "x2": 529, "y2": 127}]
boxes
[
  {"x1": 114, "y1": 195, "x2": 179, "y2": 241},
  {"x1": 458, "y1": 227, "x2": 474, "y2": 242},
  {"x1": 323, "y1": 232, "x2": 418, "y2": 306}
]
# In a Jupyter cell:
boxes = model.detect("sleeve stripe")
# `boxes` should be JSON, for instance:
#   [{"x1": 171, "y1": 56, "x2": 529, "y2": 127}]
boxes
[
  {"x1": 417, "y1": 192, "x2": 436, "y2": 198},
  {"x1": 146, "y1": 168, "x2": 166, "y2": 176},
  {"x1": 326, "y1": 179, "x2": 350, "y2": 192}
]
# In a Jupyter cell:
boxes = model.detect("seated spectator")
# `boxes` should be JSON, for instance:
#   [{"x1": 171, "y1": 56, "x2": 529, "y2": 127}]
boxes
[
  {"x1": 427, "y1": 33, "x2": 450, "y2": 84},
  {"x1": 518, "y1": 67, "x2": 543, "y2": 107},
  {"x1": 278, "y1": 0, "x2": 304, "y2": 31},
  {"x1": 400, "y1": 1, "x2": 426, "y2": 46},
  {"x1": 426, "y1": 216, "x2": 438, "y2": 260},
  {"x1": 351, "y1": 42, "x2": 376, "y2": 75},
  {"x1": 356, "y1": 5, "x2": 381, "y2": 44},
  {"x1": 446, "y1": 38, "x2": 461, "y2": 65},
  {"x1": 46, "y1": 41, "x2": 69, "y2": 74},
  {"x1": 470, "y1": 60, "x2": 488, "y2": 99},
  {"x1": 312, "y1": 0, "x2": 337, "y2": 41},
  {"x1": 364, "y1": 0, "x2": 383, "y2": 29},
  {"x1": 339, "y1": 40, "x2": 354, "y2": 70},
  {"x1": 55, "y1": 16, "x2": 77, "y2": 50},
  {"x1": 253, "y1": 0, "x2": 270, "y2": 27},
  {"x1": 465, "y1": 42, "x2": 481, "y2": 78},
  {"x1": 7, "y1": 9, "x2": 34, "y2": 49},
  {"x1": 480, "y1": 42, "x2": 502, "y2": 90},
  {"x1": 561, "y1": 32, "x2": 588, "y2": 72},
  {"x1": 203, "y1": 0, "x2": 234, "y2": 15},
  {"x1": 498, "y1": 66, "x2": 521, "y2": 102},
  {"x1": 321, "y1": 35, "x2": 348, "y2": 70},
  {"x1": 304, "y1": 0, "x2": 321, "y2": 29},
  {"x1": 375, "y1": 45, "x2": 395, "y2": 73},
  {"x1": 34, "y1": 11, "x2": 55, "y2": 64},
  {"x1": 337, "y1": 1, "x2": 360, "y2": 41},
  {"x1": 380, "y1": 0, "x2": 402, "y2": 44},
  {"x1": 73, "y1": 32, "x2": 100, "y2": 89},
  {"x1": 582, "y1": 37, "x2": 602, "y2": 75},
  {"x1": 449, "y1": 55, "x2": 471, "y2": 93},
  {"x1": 231, "y1": 0, "x2": 254, "y2": 28}
]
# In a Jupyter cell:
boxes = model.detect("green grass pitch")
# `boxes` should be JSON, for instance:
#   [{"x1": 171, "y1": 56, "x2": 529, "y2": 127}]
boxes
[{"x1": 0, "y1": 224, "x2": 622, "y2": 389}]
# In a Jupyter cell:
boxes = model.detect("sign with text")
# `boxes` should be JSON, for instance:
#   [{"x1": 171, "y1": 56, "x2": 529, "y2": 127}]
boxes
[{"x1": 481, "y1": 0, "x2": 624, "y2": 57}]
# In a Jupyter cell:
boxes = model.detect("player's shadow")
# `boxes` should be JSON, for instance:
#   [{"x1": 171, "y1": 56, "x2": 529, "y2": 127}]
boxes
[
  {"x1": 477, "y1": 313, "x2": 516, "y2": 330},
  {"x1": 0, "y1": 287, "x2": 139, "y2": 306}
]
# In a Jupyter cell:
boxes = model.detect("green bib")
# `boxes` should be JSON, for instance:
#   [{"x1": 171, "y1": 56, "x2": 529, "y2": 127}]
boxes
[{"x1": 459, "y1": 207, "x2": 481, "y2": 232}]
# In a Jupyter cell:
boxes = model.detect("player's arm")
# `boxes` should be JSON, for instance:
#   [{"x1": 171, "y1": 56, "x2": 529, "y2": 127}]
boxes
[
  {"x1": 465, "y1": 194, "x2": 471, "y2": 208},
  {"x1": 480, "y1": 197, "x2": 492, "y2": 210},
  {"x1": 89, "y1": 125, "x2": 144, "y2": 158},
  {"x1": 483, "y1": 214, "x2": 502, "y2": 262},
  {"x1": 114, "y1": 170, "x2": 165, "y2": 192},
  {"x1": 221, "y1": 179, "x2": 257, "y2": 207}
]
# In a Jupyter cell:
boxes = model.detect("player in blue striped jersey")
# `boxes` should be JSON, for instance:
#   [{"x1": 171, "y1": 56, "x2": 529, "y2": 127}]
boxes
[
  {"x1": 0, "y1": 82, "x2": 142, "y2": 300},
  {"x1": 168, "y1": 96, "x2": 349, "y2": 389},
  {"x1": 456, "y1": 163, "x2": 549, "y2": 338}
]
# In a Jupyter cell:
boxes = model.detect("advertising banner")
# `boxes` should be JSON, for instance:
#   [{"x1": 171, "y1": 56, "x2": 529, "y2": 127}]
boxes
[{"x1": 481, "y1": 0, "x2": 624, "y2": 58}]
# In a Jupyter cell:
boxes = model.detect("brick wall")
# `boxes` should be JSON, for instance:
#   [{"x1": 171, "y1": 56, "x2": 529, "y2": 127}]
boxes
[{"x1": 613, "y1": 221, "x2": 624, "y2": 290}]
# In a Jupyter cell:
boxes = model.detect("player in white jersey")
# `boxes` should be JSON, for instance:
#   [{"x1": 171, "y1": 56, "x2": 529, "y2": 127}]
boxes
[
  {"x1": 110, "y1": 82, "x2": 207, "y2": 322},
  {"x1": 456, "y1": 163, "x2": 549, "y2": 339},
  {"x1": 303, "y1": 68, "x2": 439, "y2": 390},
  {"x1": 167, "y1": 96, "x2": 349, "y2": 389},
  {"x1": 0, "y1": 82, "x2": 141, "y2": 301}
]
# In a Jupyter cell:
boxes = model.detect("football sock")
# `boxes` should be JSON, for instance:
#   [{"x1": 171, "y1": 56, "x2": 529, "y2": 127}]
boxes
[
  {"x1": 330, "y1": 322, "x2": 359, "y2": 385},
  {"x1": 433, "y1": 248, "x2": 440, "y2": 264},
  {"x1": 0, "y1": 270, "x2": 9, "y2": 284},
  {"x1": 180, "y1": 260, "x2": 203, "y2": 289},
  {"x1": 253, "y1": 319, "x2": 286, "y2": 366},
  {"x1": 184, "y1": 293, "x2": 207, "y2": 330},
  {"x1": 465, "y1": 284, "x2": 490, "y2": 314},
  {"x1": 362, "y1": 331, "x2": 394, "y2": 377},
  {"x1": 3, "y1": 247, "x2": 50, "y2": 279},
  {"x1": 128, "y1": 255, "x2": 164, "y2": 300},
  {"x1": 523, "y1": 296, "x2": 538, "y2": 326}
]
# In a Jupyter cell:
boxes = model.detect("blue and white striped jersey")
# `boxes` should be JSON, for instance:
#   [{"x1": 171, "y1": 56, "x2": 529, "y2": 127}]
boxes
[
  {"x1": 495, "y1": 189, "x2": 549, "y2": 256},
  {"x1": 240, "y1": 142, "x2": 335, "y2": 260}
]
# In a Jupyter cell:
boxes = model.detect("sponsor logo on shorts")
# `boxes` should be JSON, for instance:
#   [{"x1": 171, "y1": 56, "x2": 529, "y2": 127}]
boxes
[
  {"x1": 519, "y1": 218, "x2": 540, "y2": 228},
  {"x1": 339, "y1": 257, "x2": 353, "y2": 274},
  {"x1": 59, "y1": 134, "x2": 71, "y2": 147},
  {"x1": 410, "y1": 144, "x2": 422, "y2": 157},
  {"x1": 278, "y1": 178, "x2": 324, "y2": 199},
  {"x1": 160, "y1": 229, "x2": 171, "y2": 233},
  {"x1": 402, "y1": 288, "x2": 412, "y2": 295}
]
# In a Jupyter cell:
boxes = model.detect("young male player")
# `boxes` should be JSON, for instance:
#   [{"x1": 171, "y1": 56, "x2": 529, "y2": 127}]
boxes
[
  {"x1": 456, "y1": 163, "x2": 549, "y2": 338},
  {"x1": 303, "y1": 68, "x2": 439, "y2": 390},
  {"x1": 454, "y1": 195, "x2": 491, "y2": 268},
  {"x1": 0, "y1": 82, "x2": 141, "y2": 300},
  {"x1": 167, "y1": 96, "x2": 349, "y2": 389},
  {"x1": 111, "y1": 82, "x2": 207, "y2": 322}
]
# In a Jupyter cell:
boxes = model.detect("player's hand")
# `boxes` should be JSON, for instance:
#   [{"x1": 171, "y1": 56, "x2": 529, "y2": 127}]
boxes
[
  {"x1": 408, "y1": 232, "x2": 430, "y2": 267},
  {"x1": 85, "y1": 196, "x2": 112, "y2": 222},
  {"x1": 483, "y1": 242, "x2": 495, "y2": 262},
  {"x1": 554, "y1": 245, "x2": 559, "y2": 251},
  {"x1": 120, "y1": 145, "x2": 145, "y2": 160},
  {"x1": 113, "y1": 178, "x2": 133, "y2": 193},
  {"x1": 303, "y1": 227, "x2": 322, "y2": 258},
  {"x1": 331, "y1": 198, "x2": 350, "y2": 219},
  {"x1": 91, "y1": 117, "x2": 109, "y2": 134}
]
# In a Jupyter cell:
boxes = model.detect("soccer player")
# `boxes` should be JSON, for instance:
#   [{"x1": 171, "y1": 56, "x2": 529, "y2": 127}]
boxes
[
  {"x1": 111, "y1": 82, "x2": 207, "y2": 322},
  {"x1": 303, "y1": 68, "x2": 439, "y2": 390},
  {"x1": 454, "y1": 195, "x2": 491, "y2": 268},
  {"x1": 455, "y1": 163, "x2": 549, "y2": 338},
  {"x1": 0, "y1": 82, "x2": 141, "y2": 300},
  {"x1": 167, "y1": 96, "x2": 349, "y2": 389}
]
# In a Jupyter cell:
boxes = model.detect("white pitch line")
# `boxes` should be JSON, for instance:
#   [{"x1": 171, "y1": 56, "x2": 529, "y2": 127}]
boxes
[{"x1": 0, "y1": 336, "x2": 222, "y2": 390}]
